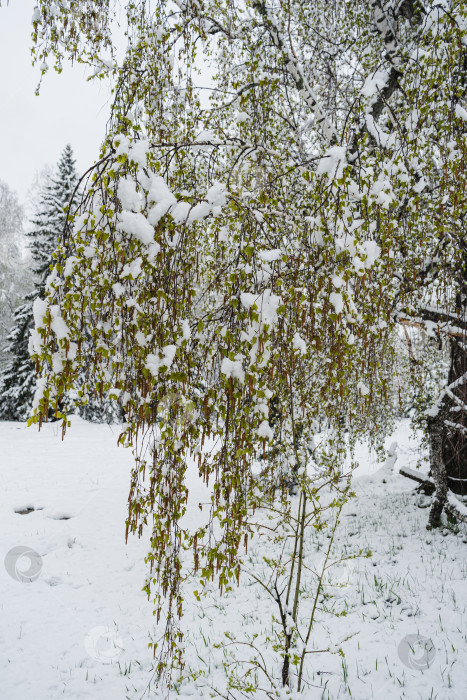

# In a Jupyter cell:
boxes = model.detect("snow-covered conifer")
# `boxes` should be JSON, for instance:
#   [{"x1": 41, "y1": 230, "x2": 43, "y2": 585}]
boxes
[
  {"x1": 0, "y1": 146, "x2": 77, "y2": 419},
  {"x1": 0, "y1": 146, "x2": 118, "y2": 422},
  {"x1": 0, "y1": 180, "x2": 29, "y2": 376}
]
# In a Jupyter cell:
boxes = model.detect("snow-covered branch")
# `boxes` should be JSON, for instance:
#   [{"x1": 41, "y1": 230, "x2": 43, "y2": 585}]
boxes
[{"x1": 253, "y1": 0, "x2": 338, "y2": 145}]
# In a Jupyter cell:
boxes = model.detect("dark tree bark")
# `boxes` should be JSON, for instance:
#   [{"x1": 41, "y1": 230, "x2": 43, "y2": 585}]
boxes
[
  {"x1": 441, "y1": 336, "x2": 467, "y2": 496},
  {"x1": 427, "y1": 270, "x2": 467, "y2": 526},
  {"x1": 281, "y1": 634, "x2": 291, "y2": 687},
  {"x1": 427, "y1": 399, "x2": 448, "y2": 529}
]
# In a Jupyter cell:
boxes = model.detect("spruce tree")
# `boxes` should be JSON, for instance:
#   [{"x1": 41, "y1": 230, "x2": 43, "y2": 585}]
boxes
[
  {"x1": 0, "y1": 145, "x2": 77, "y2": 420},
  {"x1": 0, "y1": 181, "x2": 29, "y2": 375}
]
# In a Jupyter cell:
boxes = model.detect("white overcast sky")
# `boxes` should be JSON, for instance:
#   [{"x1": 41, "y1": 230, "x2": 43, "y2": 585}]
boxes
[{"x1": 0, "y1": 0, "x2": 112, "y2": 203}]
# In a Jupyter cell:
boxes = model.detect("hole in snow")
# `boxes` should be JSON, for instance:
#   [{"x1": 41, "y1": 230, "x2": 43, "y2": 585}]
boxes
[
  {"x1": 14, "y1": 506, "x2": 43, "y2": 515},
  {"x1": 45, "y1": 576, "x2": 62, "y2": 587}
]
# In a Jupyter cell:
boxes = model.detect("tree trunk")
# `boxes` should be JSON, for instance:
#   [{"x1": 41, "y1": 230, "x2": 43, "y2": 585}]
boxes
[
  {"x1": 427, "y1": 400, "x2": 448, "y2": 529},
  {"x1": 441, "y1": 336, "x2": 467, "y2": 496},
  {"x1": 281, "y1": 633, "x2": 291, "y2": 687}
]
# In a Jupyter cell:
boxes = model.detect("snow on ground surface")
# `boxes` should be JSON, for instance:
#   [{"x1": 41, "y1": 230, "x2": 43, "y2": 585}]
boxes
[{"x1": 1, "y1": 417, "x2": 466, "y2": 699}]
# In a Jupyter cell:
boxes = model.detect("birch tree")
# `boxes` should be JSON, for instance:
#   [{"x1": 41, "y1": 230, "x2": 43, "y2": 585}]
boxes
[{"x1": 16, "y1": 0, "x2": 467, "y2": 681}]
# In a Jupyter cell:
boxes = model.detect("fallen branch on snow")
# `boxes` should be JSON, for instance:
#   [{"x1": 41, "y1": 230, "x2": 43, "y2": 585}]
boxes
[
  {"x1": 446, "y1": 491, "x2": 467, "y2": 524},
  {"x1": 398, "y1": 468, "x2": 467, "y2": 524},
  {"x1": 398, "y1": 466, "x2": 435, "y2": 493}
]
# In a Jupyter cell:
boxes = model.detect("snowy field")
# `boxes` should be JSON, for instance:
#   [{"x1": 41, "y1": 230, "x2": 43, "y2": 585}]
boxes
[{"x1": 1, "y1": 417, "x2": 466, "y2": 699}]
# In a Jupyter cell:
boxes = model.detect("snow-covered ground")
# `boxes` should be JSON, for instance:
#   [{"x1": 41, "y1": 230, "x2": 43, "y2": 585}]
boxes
[{"x1": 1, "y1": 417, "x2": 466, "y2": 699}]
